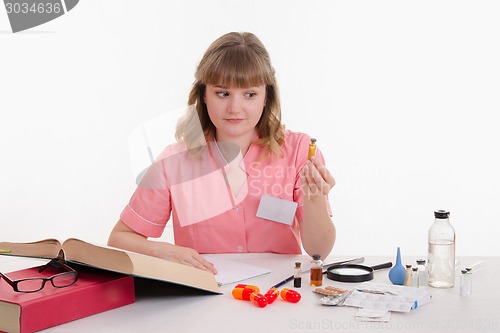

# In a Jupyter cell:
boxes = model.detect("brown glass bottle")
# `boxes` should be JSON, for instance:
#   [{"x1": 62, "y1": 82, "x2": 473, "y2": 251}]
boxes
[
  {"x1": 308, "y1": 138, "x2": 317, "y2": 160},
  {"x1": 310, "y1": 254, "x2": 323, "y2": 286}
]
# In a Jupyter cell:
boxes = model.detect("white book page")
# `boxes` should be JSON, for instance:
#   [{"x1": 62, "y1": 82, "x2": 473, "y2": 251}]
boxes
[{"x1": 203, "y1": 255, "x2": 271, "y2": 286}]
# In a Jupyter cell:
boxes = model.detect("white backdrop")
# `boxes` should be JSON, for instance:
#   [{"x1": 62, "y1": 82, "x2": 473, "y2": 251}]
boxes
[{"x1": 1, "y1": 0, "x2": 499, "y2": 258}]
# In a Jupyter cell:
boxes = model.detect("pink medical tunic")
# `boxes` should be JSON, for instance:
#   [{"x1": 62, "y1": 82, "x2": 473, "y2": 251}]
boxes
[{"x1": 120, "y1": 130, "x2": 331, "y2": 254}]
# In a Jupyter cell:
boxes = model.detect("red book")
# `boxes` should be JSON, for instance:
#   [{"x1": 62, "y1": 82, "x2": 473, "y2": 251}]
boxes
[{"x1": 0, "y1": 264, "x2": 135, "y2": 333}]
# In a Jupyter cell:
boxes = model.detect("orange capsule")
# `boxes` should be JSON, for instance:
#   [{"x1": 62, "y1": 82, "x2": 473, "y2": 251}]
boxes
[
  {"x1": 264, "y1": 287, "x2": 279, "y2": 304},
  {"x1": 232, "y1": 287, "x2": 258, "y2": 301},
  {"x1": 232, "y1": 284, "x2": 260, "y2": 301},
  {"x1": 250, "y1": 292, "x2": 268, "y2": 308},
  {"x1": 280, "y1": 288, "x2": 301, "y2": 303}
]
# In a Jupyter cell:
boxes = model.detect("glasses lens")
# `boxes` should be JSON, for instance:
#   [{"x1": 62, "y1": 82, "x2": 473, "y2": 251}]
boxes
[
  {"x1": 52, "y1": 272, "x2": 77, "y2": 287},
  {"x1": 17, "y1": 278, "x2": 44, "y2": 292}
]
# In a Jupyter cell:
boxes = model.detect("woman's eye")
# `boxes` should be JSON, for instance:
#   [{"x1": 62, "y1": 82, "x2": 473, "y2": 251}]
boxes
[
  {"x1": 245, "y1": 92, "x2": 256, "y2": 98},
  {"x1": 216, "y1": 91, "x2": 229, "y2": 97}
]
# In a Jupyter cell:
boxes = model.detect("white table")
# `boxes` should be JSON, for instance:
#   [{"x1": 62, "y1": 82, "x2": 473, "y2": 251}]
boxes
[{"x1": 1, "y1": 254, "x2": 499, "y2": 332}]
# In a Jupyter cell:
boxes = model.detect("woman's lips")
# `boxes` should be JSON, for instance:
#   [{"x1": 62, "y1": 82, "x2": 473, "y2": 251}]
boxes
[{"x1": 225, "y1": 118, "x2": 244, "y2": 124}]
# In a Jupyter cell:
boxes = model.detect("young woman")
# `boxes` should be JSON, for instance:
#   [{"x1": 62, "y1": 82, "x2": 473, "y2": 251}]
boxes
[{"x1": 108, "y1": 32, "x2": 336, "y2": 274}]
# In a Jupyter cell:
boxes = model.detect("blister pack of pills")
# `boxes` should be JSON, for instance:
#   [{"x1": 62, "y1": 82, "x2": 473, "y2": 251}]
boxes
[{"x1": 342, "y1": 282, "x2": 431, "y2": 313}]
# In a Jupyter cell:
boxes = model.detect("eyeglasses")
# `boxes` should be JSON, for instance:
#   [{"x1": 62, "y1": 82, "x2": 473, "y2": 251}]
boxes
[{"x1": 0, "y1": 259, "x2": 78, "y2": 293}]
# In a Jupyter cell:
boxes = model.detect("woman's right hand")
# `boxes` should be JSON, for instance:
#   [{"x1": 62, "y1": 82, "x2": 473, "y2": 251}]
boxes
[
  {"x1": 108, "y1": 219, "x2": 217, "y2": 275},
  {"x1": 158, "y1": 243, "x2": 218, "y2": 275}
]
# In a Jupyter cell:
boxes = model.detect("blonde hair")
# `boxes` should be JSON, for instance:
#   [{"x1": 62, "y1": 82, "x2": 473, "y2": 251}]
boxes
[{"x1": 175, "y1": 32, "x2": 285, "y2": 158}]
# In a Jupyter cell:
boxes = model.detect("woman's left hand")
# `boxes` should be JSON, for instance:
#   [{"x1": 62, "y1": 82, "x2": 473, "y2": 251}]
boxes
[{"x1": 299, "y1": 156, "x2": 336, "y2": 198}]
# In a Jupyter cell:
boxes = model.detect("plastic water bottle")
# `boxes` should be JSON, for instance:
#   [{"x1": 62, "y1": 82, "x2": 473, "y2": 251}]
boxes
[{"x1": 427, "y1": 210, "x2": 455, "y2": 288}]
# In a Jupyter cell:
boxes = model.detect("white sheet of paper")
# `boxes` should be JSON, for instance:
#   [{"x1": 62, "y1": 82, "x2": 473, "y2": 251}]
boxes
[
  {"x1": 203, "y1": 255, "x2": 271, "y2": 286},
  {"x1": 256, "y1": 194, "x2": 298, "y2": 225}
]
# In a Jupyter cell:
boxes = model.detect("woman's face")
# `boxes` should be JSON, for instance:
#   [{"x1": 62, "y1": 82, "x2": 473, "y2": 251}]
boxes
[{"x1": 204, "y1": 84, "x2": 266, "y2": 143}]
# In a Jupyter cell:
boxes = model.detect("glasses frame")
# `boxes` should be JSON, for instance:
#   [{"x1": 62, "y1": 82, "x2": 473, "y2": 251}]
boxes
[{"x1": 0, "y1": 259, "x2": 78, "y2": 293}]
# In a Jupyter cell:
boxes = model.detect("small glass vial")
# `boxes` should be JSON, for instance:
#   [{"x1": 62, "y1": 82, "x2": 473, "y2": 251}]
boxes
[
  {"x1": 416, "y1": 259, "x2": 428, "y2": 287},
  {"x1": 404, "y1": 264, "x2": 412, "y2": 286},
  {"x1": 293, "y1": 262, "x2": 302, "y2": 288},
  {"x1": 460, "y1": 268, "x2": 472, "y2": 297},
  {"x1": 308, "y1": 138, "x2": 317, "y2": 160},
  {"x1": 411, "y1": 267, "x2": 419, "y2": 287},
  {"x1": 310, "y1": 254, "x2": 323, "y2": 286}
]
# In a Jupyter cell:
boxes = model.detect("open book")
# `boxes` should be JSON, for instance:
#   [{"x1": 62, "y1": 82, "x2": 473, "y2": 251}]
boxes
[{"x1": 0, "y1": 238, "x2": 220, "y2": 294}]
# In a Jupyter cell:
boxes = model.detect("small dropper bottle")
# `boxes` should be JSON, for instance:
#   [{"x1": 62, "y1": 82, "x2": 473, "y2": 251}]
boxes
[
  {"x1": 308, "y1": 138, "x2": 317, "y2": 160},
  {"x1": 404, "y1": 265, "x2": 412, "y2": 286},
  {"x1": 293, "y1": 262, "x2": 302, "y2": 288},
  {"x1": 416, "y1": 259, "x2": 428, "y2": 287},
  {"x1": 460, "y1": 268, "x2": 472, "y2": 297},
  {"x1": 411, "y1": 267, "x2": 419, "y2": 287}
]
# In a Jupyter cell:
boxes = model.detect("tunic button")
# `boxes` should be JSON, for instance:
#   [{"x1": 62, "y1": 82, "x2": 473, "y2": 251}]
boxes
[
  {"x1": 236, "y1": 245, "x2": 244, "y2": 252},
  {"x1": 233, "y1": 206, "x2": 239, "y2": 211}
]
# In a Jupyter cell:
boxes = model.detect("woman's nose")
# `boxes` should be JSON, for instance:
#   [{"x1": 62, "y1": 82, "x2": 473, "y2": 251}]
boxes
[{"x1": 227, "y1": 96, "x2": 242, "y2": 112}]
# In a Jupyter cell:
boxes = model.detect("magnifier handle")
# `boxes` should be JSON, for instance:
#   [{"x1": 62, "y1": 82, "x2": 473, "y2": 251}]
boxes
[{"x1": 371, "y1": 262, "x2": 393, "y2": 270}]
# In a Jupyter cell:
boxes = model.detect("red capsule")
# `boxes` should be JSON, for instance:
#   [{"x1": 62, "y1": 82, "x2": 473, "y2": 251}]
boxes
[
  {"x1": 235, "y1": 284, "x2": 260, "y2": 291},
  {"x1": 250, "y1": 292, "x2": 268, "y2": 308},
  {"x1": 264, "y1": 287, "x2": 279, "y2": 304},
  {"x1": 280, "y1": 288, "x2": 301, "y2": 303}
]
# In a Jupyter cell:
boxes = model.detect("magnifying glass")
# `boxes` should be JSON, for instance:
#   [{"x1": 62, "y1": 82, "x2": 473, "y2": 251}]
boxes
[{"x1": 326, "y1": 262, "x2": 393, "y2": 283}]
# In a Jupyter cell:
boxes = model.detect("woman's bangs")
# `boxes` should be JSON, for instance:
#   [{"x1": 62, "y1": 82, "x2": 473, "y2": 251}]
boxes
[{"x1": 203, "y1": 49, "x2": 270, "y2": 88}]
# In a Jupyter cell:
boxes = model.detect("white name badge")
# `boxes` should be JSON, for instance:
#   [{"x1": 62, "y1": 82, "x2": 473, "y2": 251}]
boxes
[{"x1": 256, "y1": 194, "x2": 298, "y2": 225}]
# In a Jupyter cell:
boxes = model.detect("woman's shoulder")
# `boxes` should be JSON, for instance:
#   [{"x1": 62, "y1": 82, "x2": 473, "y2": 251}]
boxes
[
  {"x1": 277, "y1": 130, "x2": 314, "y2": 161},
  {"x1": 155, "y1": 141, "x2": 189, "y2": 160},
  {"x1": 283, "y1": 129, "x2": 312, "y2": 148},
  {"x1": 279, "y1": 129, "x2": 325, "y2": 164}
]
